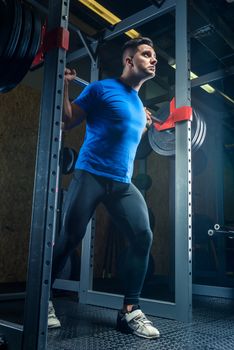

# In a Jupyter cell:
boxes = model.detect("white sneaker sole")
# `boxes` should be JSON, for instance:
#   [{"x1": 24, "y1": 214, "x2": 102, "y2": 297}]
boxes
[{"x1": 133, "y1": 330, "x2": 160, "y2": 339}]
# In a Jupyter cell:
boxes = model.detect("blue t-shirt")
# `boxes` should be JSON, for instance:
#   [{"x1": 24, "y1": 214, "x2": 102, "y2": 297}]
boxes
[{"x1": 73, "y1": 78, "x2": 146, "y2": 183}]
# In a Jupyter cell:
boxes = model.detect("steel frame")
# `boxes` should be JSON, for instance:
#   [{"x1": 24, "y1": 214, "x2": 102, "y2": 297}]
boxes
[
  {"x1": 67, "y1": 0, "x2": 193, "y2": 323},
  {"x1": 193, "y1": 284, "x2": 234, "y2": 299},
  {"x1": 67, "y1": 0, "x2": 176, "y2": 63},
  {"x1": 0, "y1": 1, "x2": 70, "y2": 349},
  {"x1": 23, "y1": 1, "x2": 70, "y2": 348},
  {"x1": 191, "y1": 65, "x2": 234, "y2": 87},
  {"x1": 3, "y1": 0, "x2": 233, "y2": 349}
]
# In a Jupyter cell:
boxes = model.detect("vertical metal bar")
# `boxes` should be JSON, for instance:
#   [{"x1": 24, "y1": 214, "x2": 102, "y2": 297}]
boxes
[
  {"x1": 79, "y1": 58, "x2": 99, "y2": 303},
  {"x1": 79, "y1": 219, "x2": 95, "y2": 303},
  {"x1": 22, "y1": 1, "x2": 70, "y2": 349},
  {"x1": 175, "y1": 0, "x2": 193, "y2": 322},
  {"x1": 169, "y1": 159, "x2": 175, "y2": 299},
  {"x1": 214, "y1": 123, "x2": 224, "y2": 226},
  {"x1": 90, "y1": 56, "x2": 100, "y2": 81},
  {"x1": 214, "y1": 123, "x2": 225, "y2": 281},
  {"x1": 138, "y1": 159, "x2": 147, "y2": 197}
]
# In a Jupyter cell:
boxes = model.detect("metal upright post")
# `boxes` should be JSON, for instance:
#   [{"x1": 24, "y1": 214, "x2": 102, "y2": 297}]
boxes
[
  {"x1": 175, "y1": 0, "x2": 193, "y2": 322},
  {"x1": 79, "y1": 57, "x2": 100, "y2": 303},
  {"x1": 138, "y1": 159, "x2": 147, "y2": 198},
  {"x1": 22, "y1": 1, "x2": 70, "y2": 349}
]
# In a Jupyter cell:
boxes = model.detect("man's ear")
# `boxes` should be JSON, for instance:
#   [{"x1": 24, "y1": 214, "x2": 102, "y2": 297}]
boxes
[{"x1": 126, "y1": 56, "x2": 134, "y2": 67}]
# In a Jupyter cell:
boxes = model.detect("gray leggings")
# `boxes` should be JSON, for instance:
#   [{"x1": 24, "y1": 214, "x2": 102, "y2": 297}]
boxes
[{"x1": 52, "y1": 169, "x2": 153, "y2": 305}]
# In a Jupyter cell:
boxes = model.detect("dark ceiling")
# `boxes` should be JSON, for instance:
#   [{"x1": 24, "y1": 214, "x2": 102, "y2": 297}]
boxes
[{"x1": 30, "y1": 0, "x2": 234, "y2": 127}]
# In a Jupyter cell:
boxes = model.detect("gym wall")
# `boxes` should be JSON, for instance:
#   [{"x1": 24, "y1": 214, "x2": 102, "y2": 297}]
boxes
[
  {"x1": 0, "y1": 84, "x2": 40, "y2": 283},
  {"x1": 0, "y1": 80, "x2": 87, "y2": 284}
]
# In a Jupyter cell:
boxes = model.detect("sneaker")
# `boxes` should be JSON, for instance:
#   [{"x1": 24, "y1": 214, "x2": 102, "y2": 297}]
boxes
[
  {"x1": 48, "y1": 300, "x2": 61, "y2": 329},
  {"x1": 117, "y1": 308, "x2": 160, "y2": 339}
]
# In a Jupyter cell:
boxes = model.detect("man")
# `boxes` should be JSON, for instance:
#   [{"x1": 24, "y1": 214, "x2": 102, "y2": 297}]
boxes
[{"x1": 49, "y1": 37, "x2": 160, "y2": 339}]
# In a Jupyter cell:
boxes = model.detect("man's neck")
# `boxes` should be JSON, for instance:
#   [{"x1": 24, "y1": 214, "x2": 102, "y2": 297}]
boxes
[{"x1": 119, "y1": 74, "x2": 144, "y2": 92}]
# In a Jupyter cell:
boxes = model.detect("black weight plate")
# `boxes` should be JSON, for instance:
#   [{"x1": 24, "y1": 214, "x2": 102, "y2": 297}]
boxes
[
  {"x1": 0, "y1": 0, "x2": 13, "y2": 56},
  {"x1": 148, "y1": 124, "x2": 175, "y2": 156},
  {"x1": 198, "y1": 117, "x2": 206, "y2": 149},
  {"x1": 148, "y1": 107, "x2": 204, "y2": 156},
  {"x1": 192, "y1": 111, "x2": 206, "y2": 152},
  {"x1": 0, "y1": 4, "x2": 32, "y2": 92},
  {"x1": 15, "y1": 5, "x2": 33, "y2": 59},
  {"x1": 0, "y1": 0, "x2": 23, "y2": 91},
  {"x1": 154, "y1": 101, "x2": 170, "y2": 123},
  {"x1": 148, "y1": 102, "x2": 178, "y2": 156},
  {"x1": 148, "y1": 207, "x2": 155, "y2": 231},
  {"x1": 62, "y1": 147, "x2": 78, "y2": 175},
  {"x1": 27, "y1": 9, "x2": 42, "y2": 62},
  {"x1": 0, "y1": 6, "x2": 42, "y2": 93},
  {"x1": 4, "y1": 0, "x2": 23, "y2": 59},
  {"x1": 135, "y1": 131, "x2": 152, "y2": 159},
  {"x1": 192, "y1": 113, "x2": 203, "y2": 152},
  {"x1": 132, "y1": 173, "x2": 152, "y2": 191},
  {"x1": 191, "y1": 109, "x2": 201, "y2": 151}
]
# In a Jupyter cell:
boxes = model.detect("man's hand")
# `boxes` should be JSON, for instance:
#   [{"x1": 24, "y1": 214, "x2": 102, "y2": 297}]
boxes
[
  {"x1": 144, "y1": 107, "x2": 153, "y2": 129},
  {"x1": 63, "y1": 68, "x2": 77, "y2": 129},
  {"x1": 64, "y1": 68, "x2": 77, "y2": 85}
]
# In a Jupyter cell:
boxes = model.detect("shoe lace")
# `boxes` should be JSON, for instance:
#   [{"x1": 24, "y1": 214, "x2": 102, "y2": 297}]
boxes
[
  {"x1": 134, "y1": 312, "x2": 152, "y2": 326},
  {"x1": 48, "y1": 305, "x2": 55, "y2": 315}
]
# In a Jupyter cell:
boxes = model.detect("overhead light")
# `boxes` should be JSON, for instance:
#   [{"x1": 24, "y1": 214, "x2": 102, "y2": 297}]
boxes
[
  {"x1": 170, "y1": 64, "x2": 215, "y2": 94},
  {"x1": 190, "y1": 72, "x2": 215, "y2": 93},
  {"x1": 199, "y1": 84, "x2": 215, "y2": 94},
  {"x1": 192, "y1": 24, "x2": 215, "y2": 39},
  {"x1": 79, "y1": 0, "x2": 140, "y2": 39}
]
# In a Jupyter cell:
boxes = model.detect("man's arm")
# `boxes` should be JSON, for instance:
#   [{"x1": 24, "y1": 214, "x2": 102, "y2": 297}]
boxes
[{"x1": 62, "y1": 68, "x2": 87, "y2": 130}]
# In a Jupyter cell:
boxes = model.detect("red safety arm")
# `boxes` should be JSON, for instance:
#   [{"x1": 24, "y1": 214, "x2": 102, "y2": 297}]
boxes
[
  {"x1": 31, "y1": 22, "x2": 70, "y2": 70},
  {"x1": 153, "y1": 97, "x2": 193, "y2": 131}
]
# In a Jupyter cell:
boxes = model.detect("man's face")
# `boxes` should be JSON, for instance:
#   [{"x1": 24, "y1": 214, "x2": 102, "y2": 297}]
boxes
[{"x1": 129, "y1": 44, "x2": 157, "y2": 79}]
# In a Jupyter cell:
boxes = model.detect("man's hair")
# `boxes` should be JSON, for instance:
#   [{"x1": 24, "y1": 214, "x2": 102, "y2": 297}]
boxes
[
  {"x1": 122, "y1": 37, "x2": 154, "y2": 53},
  {"x1": 121, "y1": 37, "x2": 154, "y2": 64}
]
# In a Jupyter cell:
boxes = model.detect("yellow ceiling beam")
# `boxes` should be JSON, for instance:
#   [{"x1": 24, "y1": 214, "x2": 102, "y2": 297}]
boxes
[
  {"x1": 171, "y1": 64, "x2": 215, "y2": 94},
  {"x1": 79, "y1": 0, "x2": 140, "y2": 38}
]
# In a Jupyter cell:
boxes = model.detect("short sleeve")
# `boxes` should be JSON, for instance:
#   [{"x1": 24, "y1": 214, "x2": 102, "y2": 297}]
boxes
[{"x1": 72, "y1": 81, "x2": 102, "y2": 114}]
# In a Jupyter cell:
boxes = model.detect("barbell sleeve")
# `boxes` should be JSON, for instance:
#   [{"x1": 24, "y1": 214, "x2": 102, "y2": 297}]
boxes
[{"x1": 72, "y1": 76, "x2": 89, "y2": 87}]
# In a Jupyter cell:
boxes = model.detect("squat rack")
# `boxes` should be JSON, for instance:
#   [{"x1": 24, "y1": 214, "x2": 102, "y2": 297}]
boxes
[
  {"x1": 60, "y1": 0, "x2": 192, "y2": 322},
  {"x1": 0, "y1": 0, "x2": 192, "y2": 349}
]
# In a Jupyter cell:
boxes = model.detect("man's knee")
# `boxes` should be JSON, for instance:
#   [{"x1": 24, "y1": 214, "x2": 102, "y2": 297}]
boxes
[{"x1": 135, "y1": 229, "x2": 153, "y2": 255}]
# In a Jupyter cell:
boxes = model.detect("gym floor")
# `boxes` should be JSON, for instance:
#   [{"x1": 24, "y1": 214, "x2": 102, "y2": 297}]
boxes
[
  {"x1": 46, "y1": 295, "x2": 234, "y2": 350},
  {"x1": 1, "y1": 295, "x2": 234, "y2": 349}
]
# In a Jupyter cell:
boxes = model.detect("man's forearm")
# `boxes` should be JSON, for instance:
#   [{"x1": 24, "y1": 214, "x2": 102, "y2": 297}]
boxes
[
  {"x1": 63, "y1": 81, "x2": 72, "y2": 121},
  {"x1": 62, "y1": 83, "x2": 86, "y2": 131}
]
